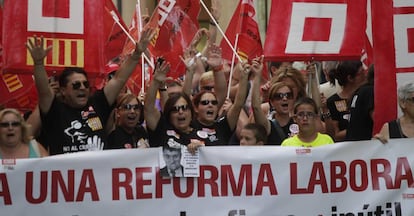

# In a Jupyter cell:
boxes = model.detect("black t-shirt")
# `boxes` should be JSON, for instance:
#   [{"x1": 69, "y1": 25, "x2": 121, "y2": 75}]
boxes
[
  {"x1": 107, "y1": 125, "x2": 148, "y2": 149},
  {"x1": 345, "y1": 84, "x2": 374, "y2": 141},
  {"x1": 147, "y1": 113, "x2": 210, "y2": 148},
  {"x1": 267, "y1": 118, "x2": 296, "y2": 145},
  {"x1": 191, "y1": 116, "x2": 233, "y2": 146},
  {"x1": 327, "y1": 93, "x2": 350, "y2": 132},
  {"x1": 41, "y1": 90, "x2": 112, "y2": 155}
]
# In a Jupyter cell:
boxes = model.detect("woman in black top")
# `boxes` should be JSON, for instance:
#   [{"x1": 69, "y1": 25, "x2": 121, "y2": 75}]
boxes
[
  {"x1": 374, "y1": 82, "x2": 414, "y2": 143},
  {"x1": 107, "y1": 93, "x2": 148, "y2": 149},
  {"x1": 144, "y1": 61, "x2": 206, "y2": 154}
]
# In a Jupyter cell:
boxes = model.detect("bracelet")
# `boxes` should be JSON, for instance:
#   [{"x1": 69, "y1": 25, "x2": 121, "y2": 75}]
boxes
[
  {"x1": 212, "y1": 64, "x2": 224, "y2": 72},
  {"x1": 321, "y1": 112, "x2": 331, "y2": 120},
  {"x1": 209, "y1": 20, "x2": 218, "y2": 26}
]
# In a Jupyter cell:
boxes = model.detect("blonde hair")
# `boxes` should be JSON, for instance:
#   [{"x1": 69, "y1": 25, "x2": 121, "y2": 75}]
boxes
[
  {"x1": 271, "y1": 66, "x2": 306, "y2": 99},
  {"x1": 0, "y1": 108, "x2": 31, "y2": 144}
]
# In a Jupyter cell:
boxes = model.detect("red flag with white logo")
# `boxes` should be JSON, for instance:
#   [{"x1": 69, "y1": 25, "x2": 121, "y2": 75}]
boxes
[
  {"x1": 220, "y1": 1, "x2": 265, "y2": 65},
  {"x1": 371, "y1": 0, "x2": 414, "y2": 133},
  {"x1": 146, "y1": 0, "x2": 200, "y2": 79},
  {"x1": 264, "y1": 0, "x2": 367, "y2": 61},
  {"x1": 2, "y1": 0, "x2": 114, "y2": 76}
]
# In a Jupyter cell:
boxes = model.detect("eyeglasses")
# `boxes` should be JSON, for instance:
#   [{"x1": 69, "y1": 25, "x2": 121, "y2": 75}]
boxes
[
  {"x1": 172, "y1": 105, "x2": 189, "y2": 113},
  {"x1": 406, "y1": 97, "x2": 414, "y2": 102},
  {"x1": 272, "y1": 92, "x2": 293, "y2": 100},
  {"x1": 200, "y1": 100, "x2": 218, "y2": 106},
  {"x1": 0, "y1": 121, "x2": 21, "y2": 128},
  {"x1": 201, "y1": 86, "x2": 214, "y2": 91},
  {"x1": 121, "y1": 104, "x2": 141, "y2": 111},
  {"x1": 295, "y1": 112, "x2": 317, "y2": 120},
  {"x1": 72, "y1": 81, "x2": 90, "y2": 90}
]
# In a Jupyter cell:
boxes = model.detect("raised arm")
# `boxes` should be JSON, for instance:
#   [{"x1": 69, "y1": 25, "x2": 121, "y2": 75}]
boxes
[
  {"x1": 206, "y1": 44, "x2": 227, "y2": 108},
  {"x1": 226, "y1": 62, "x2": 250, "y2": 131},
  {"x1": 26, "y1": 36, "x2": 54, "y2": 114},
  {"x1": 144, "y1": 61, "x2": 170, "y2": 131},
  {"x1": 181, "y1": 49, "x2": 198, "y2": 96},
  {"x1": 251, "y1": 56, "x2": 271, "y2": 135},
  {"x1": 104, "y1": 27, "x2": 156, "y2": 106}
]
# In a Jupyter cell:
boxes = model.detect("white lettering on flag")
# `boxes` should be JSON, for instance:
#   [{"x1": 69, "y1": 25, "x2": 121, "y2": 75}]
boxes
[
  {"x1": 285, "y1": 3, "x2": 347, "y2": 54},
  {"x1": 393, "y1": 15, "x2": 414, "y2": 68},
  {"x1": 27, "y1": 0, "x2": 84, "y2": 34}
]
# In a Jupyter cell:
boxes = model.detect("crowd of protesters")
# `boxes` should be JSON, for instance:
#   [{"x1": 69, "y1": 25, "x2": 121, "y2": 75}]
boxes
[{"x1": 1, "y1": 5, "x2": 414, "y2": 160}]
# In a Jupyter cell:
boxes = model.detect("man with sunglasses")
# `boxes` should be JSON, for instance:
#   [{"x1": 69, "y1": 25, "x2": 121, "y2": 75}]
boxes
[
  {"x1": 281, "y1": 97, "x2": 334, "y2": 147},
  {"x1": 26, "y1": 29, "x2": 155, "y2": 155}
]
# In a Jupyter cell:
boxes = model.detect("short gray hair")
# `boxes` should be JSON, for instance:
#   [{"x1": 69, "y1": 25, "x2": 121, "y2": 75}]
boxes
[{"x1": 398, "y1": 82, "x2": 414, "y2": 101}]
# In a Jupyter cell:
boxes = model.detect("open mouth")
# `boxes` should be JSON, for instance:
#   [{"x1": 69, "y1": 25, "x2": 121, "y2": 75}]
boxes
[
  {"x1": 6, "y1": 132, "x2": 15, "y2": 138},
  {"x1": 177, "y1": 117, "x2": 186, "y2": 122},
  {"x1": 206, "y1": 110, "x2": 215, "y2": 116},
  {"x1": 77, "y1": 93, "x2": 87, "y2": 98}
]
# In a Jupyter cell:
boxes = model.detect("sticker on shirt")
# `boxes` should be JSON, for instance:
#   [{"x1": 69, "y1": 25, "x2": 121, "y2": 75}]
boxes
[
  {"x1": 197, "y1": 130, "x2": 209, "y2": 139},
  {"x1": 87, "y1": 117, "x2": 103, "y2": 131},
  {"x1": 335, "y1": 100, "x2": 349, "y2": 112},
  {"x1": 81, "y1": 106, "x2": 96, "y2": 119},
  {"x1": 202, "y1": 128, "x2": 216, "y2": 134},
  {"x1": 167, "y1": 130, "x2": 180, "y2": 139},
  {"x1": 167, "y1": 138, "x2": 182, "y2": 148},
  {"x1": 289, "y1": 124, "x2": 299, "y2": 136}
]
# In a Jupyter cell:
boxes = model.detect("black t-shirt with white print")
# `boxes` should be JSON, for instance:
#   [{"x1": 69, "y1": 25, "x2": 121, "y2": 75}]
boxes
[{"x1": 41, "y1": 90, "x2": 112, "y2": 155}]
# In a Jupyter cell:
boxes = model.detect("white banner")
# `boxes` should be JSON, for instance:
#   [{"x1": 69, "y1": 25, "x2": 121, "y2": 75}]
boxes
[{"x1": 1, "y1": 139, "x2": 414, "y2": 215}]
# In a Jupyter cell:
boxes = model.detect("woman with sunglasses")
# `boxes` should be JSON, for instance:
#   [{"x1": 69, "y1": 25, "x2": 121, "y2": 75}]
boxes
[
  {"x1": 0, "y1": 108, "x2": 48, "y2": 159},
  {"x1": 191, "y1": 66, "x2": 249, "y2": 146},
  {"x1": 106, "y1": 93, "x2": 148, "y2": 149},
  {"x1": 145, "y1": 61, "x2": 208, "y2": 154},
  {"x1": 251, "y1": 58, "x2": 296, "y2": 145}
]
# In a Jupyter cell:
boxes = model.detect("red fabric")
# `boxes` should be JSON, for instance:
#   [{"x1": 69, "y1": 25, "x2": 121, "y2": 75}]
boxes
[
  {"x1": 0, "y1": 73, "x2": 38, "y2": 112},
  {"x1": 2, "y1": 0, "x2": 112, "y2": 75},
  {"x1": 371, "y1": 0, "x2": 397, "y2": 134},
  {"x1": 146, "y1": 0, "x2": 200, "y2": 79},
  {"x1": 264, "y1": 0, "x2": 367, "y2": 61},
  {"x1": 220, "y1": 0, "x2": 267, "y2": 80}
]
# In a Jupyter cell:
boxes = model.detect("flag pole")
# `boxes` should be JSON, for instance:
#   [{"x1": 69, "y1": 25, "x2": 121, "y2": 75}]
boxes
[
  {"x1": 136, "y1": 0, "x2": 146, "y2": 94},
  {"x1": 109, "y1": 10, "x2": 154, "y2": 69},
  {"x1": 200, "y1": 0, "x2": 243, "y2": 62},
  {"x1": 227, "y1": 33, "x2": 240, "y2": 99}
]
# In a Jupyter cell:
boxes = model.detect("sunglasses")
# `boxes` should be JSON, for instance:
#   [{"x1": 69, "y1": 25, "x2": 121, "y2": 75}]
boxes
[
  {"x1": 121, "y1": 104, "x2": 141, "y2": 111},
  {"x1": 201, "y1": 86, "x2": 214, "y2": 91},
  {"x1": 272, "y1": 92, "x2": 293, "y2": 100},
  {"x1": 172, "y1": 105, "x2": 189, "y2": 113},
  {"x1": 200, "y1": 100, "x2": 218, "y2": 106},
  {"x1": 72, "y1": 81, "x2": 90, "y2": 90},
  {"x1": 295, "y1": 111, "x2": 317, "y2": 120},
  {"x1": 0, "y1": 121, "x2": 21, "y2": 128}
]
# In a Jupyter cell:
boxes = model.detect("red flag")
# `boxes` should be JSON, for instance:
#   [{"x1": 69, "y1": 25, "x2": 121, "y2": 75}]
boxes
[
  {"x1": 264, "y1": 0, "x2": 367, "y2": 61},
  {"x1": 2, "y1": 0, "x2": 113, "y2": 76},
  {"x1": 119, "y1": 3, "x2": 152, "y2": 96},
  {"x1": 94, "y1": 0, "x2": 129, "y2": 90},
  {"x1": 146, "y1": 0, "x2": 200, "y2": 79},
  {"x1": 103, "y1": 0, "x2": 128, "y2": 64},
  {"x1": 0, "y1": 73, "x2": 38, "y2": 112},
  {"x1": 220, "y1": 0, "x2": 266, "y2": 78},
  {"x1": 371, "y1": 0, "x2": 414, "y2": 133}
]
